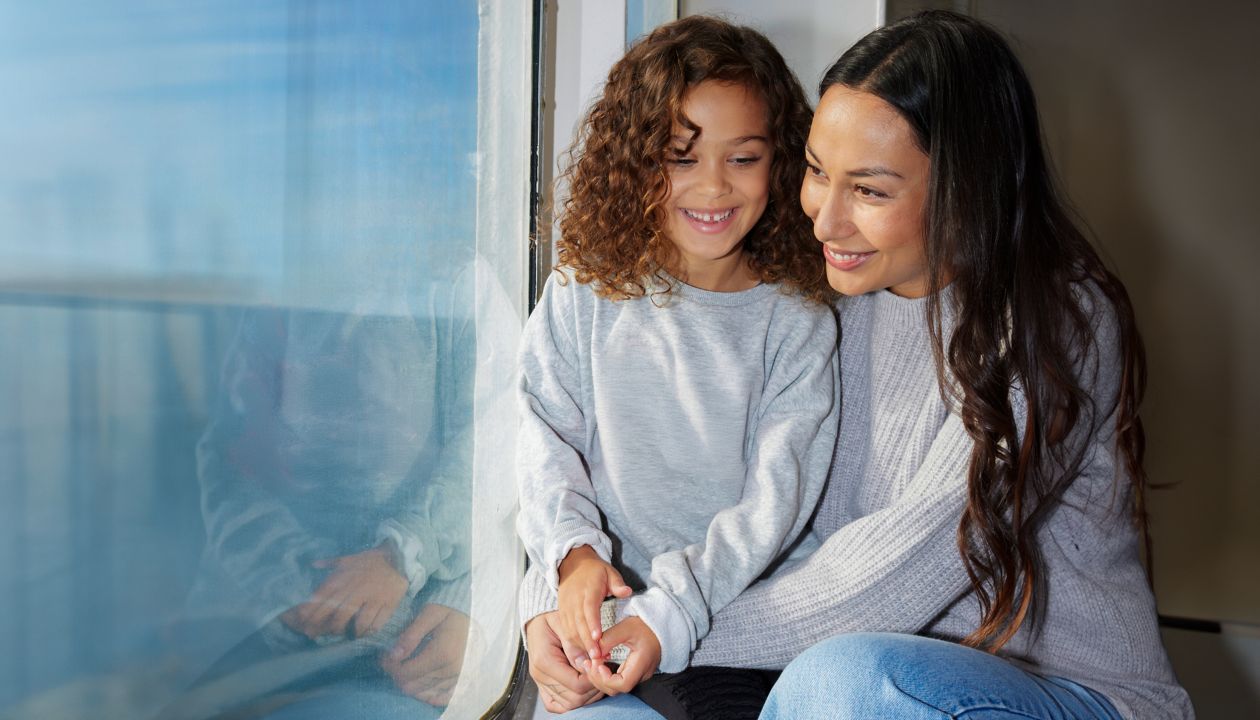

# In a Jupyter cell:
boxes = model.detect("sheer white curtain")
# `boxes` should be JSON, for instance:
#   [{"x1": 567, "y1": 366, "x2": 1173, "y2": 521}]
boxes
[{"x1": 445, "y1": 2, "x2": 531, "y2": 716}]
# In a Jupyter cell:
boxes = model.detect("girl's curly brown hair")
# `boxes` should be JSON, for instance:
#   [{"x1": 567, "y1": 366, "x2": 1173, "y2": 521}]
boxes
[{"x1": 554, "y1": 15, "x2": 829, "y2": 303}]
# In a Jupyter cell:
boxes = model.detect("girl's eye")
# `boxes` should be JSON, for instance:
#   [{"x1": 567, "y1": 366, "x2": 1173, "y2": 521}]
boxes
[
  {"x1": 731, "y1": 155, "x2": 762, "y2": 166},
  {"x1": 855, "y1": 185, "x2": 888, "y2": 199},
  {"x1": 668, "y1": 155, "x2": 696, "y2": 167}
]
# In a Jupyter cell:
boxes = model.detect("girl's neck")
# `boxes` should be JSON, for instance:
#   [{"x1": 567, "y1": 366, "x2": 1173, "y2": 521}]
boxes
[{"x1": 670, "y1": 252, "x2": 760, "y2": 293}]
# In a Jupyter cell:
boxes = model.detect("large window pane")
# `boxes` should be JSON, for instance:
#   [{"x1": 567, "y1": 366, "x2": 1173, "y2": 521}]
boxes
[{"x1": 0, "y1": 2, "x2": 528, "y2": 718}]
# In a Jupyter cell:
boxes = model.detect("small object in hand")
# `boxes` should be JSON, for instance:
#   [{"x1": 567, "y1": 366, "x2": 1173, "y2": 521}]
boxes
[{"x1": 600, "y1": 598, "x2": 630, "y2": 664}]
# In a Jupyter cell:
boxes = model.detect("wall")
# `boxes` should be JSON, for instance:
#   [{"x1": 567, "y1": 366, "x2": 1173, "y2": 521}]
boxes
[
  {"x1": 952, "y1": 0, "x2": 1260, "y2": 628},
  {"x1": 682, "y1": 0, "x2": 884, "y2": 99}
]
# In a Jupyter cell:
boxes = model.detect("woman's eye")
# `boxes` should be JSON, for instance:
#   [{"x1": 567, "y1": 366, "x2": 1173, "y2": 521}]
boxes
[
  {"x1": 855, "y1": 185, "x2": 887, "y2": 199},
  {"x1": 805, "y1": 162, "x2": 825, "y2": 178},
  {"x1": 731, "y1": 155, "x2": 762, "y2": 166},
  {"x1": 668, "y1": 156, "x2": 696, "y2": 167}
]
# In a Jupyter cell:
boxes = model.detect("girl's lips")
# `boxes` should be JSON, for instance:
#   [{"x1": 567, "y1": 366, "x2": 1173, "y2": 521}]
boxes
[
  {"x1": 823, "y1": 246, "x2": 876, "y2": 271},
  {"x1": 681, "y1": 207, "x2": 738, "y2": 234}
]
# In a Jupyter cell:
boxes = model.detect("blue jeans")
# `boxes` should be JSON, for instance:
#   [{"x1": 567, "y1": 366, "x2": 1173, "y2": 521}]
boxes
[
  {"x1": 760, "y1": 633, "x2": 1124, "y2": 719},
  {"x1": 533, "y1": 692, "x2": 664, "y2": 719},
  {"x1": 262, "y1": 678, "x2": 443, "y2": 720}
]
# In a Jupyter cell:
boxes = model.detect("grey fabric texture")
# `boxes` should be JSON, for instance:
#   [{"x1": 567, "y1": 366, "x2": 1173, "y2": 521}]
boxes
[
  {"x1": 515, "y1": 270, "x2": 839, "y2": 672},
  {"x1": 520, "y1": 285, "x2": 1192, "y2": 720}
]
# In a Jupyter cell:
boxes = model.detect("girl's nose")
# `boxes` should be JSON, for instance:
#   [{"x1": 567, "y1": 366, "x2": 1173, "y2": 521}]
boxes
[{"x1": 697, "y1": 161, "x2": 732, "y2": 198}]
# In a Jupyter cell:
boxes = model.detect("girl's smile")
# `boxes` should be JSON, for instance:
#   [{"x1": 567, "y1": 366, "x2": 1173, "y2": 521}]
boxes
[{"x1": 679, "y1": 206, "x2": 739, "y2": 232}]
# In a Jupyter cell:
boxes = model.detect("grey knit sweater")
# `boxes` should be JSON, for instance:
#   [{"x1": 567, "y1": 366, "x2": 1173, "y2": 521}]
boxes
[
  {"x1": 520, "y1": 286, "x2": 1193, "y2": 719},
  {"x1": 516, "y1": 271, "x2": 839, "y2": 673}
]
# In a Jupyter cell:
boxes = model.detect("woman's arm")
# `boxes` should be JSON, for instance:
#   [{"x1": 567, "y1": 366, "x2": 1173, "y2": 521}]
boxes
[{"x1": 691, "y1": 410, "x2": 976, "y2": 669}]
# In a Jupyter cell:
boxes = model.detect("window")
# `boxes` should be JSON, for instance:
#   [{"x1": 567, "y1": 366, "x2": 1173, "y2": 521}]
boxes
[{"x1": 0, "y1": 2, "x2": 529, "y2": 717}]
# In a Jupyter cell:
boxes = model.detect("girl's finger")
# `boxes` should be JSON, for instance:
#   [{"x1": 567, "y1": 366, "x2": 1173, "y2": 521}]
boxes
[
  {"x1": 607, "y1": 567, "x2": 632, "y2": 598},
  {"x1": 589, "y1": 662, "x2": 622, "y2": 696},
  {"x1": 582, "y1": 589, "x2": 603, "y2": 647},
  {"x1": 359, "y1": 604, "x2": 387, "y2": 638},
  {"x1": 603, "y1": 649, "x2": 653, "y2": 694}
]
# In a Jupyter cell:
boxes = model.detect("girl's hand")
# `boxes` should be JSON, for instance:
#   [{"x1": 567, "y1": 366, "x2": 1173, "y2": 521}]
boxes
[
  {"x1": 557, "y1": 546, "x2": 632, "y2": 664},
  {"x1": 281, "y1": 544, "x2": 408, "y2": 639},
  {"x1": 588, "y1": 617, "x2": 661, "y2": 696}
]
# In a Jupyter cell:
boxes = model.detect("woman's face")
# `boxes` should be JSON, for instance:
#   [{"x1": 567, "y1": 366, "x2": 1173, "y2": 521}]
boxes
[
  {"x1": 800, "y1": 85, "x2": 932, "y2": 298},
  {"x1": 664, "y1": 80, "x2": 772, "y2": 290}
]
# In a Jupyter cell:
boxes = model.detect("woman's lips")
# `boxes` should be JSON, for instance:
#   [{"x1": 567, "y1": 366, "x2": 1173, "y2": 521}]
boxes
[{"x1": 823, "y1": 246, "x2": 876, "y2": 271}]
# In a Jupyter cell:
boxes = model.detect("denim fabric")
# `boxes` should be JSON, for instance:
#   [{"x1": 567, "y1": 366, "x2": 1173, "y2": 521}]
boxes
[
  {"x1": 261, "y1": 679, "x2": 443, "y2": 720},
  {"x1": 760, "y1": 633, "x2": 1125, "y2": 720},
  {"x1": 533, "y1": 692, "x2": 665, "y2": 719}
]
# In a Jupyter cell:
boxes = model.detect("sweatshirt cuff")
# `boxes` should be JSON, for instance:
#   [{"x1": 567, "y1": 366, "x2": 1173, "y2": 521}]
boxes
[
  {"x1": 545, "y1": 529, "x2": 613, "y2": 590},
  {"x1": 376, "y1": 521, "x2": 431, "y2": 597},
  {"x1": 624, "y1": 586, "x2": 694, "y2": 673},
  {"x1": 518, "y1": 564, "x2": 559, "y2": 651}
]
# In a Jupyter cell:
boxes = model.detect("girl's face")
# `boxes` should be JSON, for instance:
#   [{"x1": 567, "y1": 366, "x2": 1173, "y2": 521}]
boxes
[
  {"x1": 664, "y1": 81, "x2": 771, "y2": 291},
  {"x1": 801, "y1": 86, "x2": 932, "y2": 298}
]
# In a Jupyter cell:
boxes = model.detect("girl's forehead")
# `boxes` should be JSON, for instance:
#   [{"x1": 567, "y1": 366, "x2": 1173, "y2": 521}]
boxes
[{"x1": 674, "y1": 81, "x2": 770, "y2": 139}]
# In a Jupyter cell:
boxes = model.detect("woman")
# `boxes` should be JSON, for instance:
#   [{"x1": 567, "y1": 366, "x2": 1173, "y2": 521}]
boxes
[{"x1": 522, "y1": 10, "x2": 1192, "y2": 719}]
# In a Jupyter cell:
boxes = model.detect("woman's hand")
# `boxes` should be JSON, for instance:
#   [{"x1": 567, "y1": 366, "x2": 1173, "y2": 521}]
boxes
[
  {"x1": 588, "y1": 616, "x2": 661, "y2": 696},
  {"x1": 526, "y1": 611, "x2": 605, "y2": 713},
  {"x1": 381, "y1": 603, "x2": 469, "y2": 706},
  {"x1": 280, "y1": 543, "x2": 408, "y2": 639},
  {"x1": 557, "y1": 546, "x2": 632, "y2": 663}
]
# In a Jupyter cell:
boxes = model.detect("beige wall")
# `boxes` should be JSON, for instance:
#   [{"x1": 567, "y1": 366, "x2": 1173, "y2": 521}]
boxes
[{"x1": 890, "y1": 0, "x2": 1260, "y2": 624}]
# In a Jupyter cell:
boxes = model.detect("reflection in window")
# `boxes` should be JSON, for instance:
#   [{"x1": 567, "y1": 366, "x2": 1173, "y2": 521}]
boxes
[{"x1": 0, "y1": 2, "x2": 527, "y2": 718}]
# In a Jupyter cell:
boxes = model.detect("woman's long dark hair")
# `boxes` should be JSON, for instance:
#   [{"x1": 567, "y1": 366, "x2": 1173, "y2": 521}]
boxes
[{"x1": 821, "y1": 10, "x2": 1149, "y2": 651}]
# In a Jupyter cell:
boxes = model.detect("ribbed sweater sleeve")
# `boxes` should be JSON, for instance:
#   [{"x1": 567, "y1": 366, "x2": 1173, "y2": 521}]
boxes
[{"x1": 691, "y1": 412, "x2": 973, "y2": 668}]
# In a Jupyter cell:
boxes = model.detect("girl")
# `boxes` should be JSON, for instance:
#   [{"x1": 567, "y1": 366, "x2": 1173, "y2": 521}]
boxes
[
  {"x1": 524, "y1": 10, "x2": 1193, "y2": 720},
  {"x1": 515, "y1": 15, "x2": 836, "y2": 717}
]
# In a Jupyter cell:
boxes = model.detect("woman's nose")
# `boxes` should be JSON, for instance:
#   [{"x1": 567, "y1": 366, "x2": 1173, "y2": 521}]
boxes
[{"x1": 811, "y1": 189, "x2": 855, "y2": 242}]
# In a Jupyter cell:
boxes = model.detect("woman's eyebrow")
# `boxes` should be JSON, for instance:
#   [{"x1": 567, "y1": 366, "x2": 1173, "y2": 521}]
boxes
[
  {"x1": 805, "y1": 145, "x2": 903, "y2": 179},
  {"x1": 846, "y1": 166, "x2": 904, "y2": 179}
]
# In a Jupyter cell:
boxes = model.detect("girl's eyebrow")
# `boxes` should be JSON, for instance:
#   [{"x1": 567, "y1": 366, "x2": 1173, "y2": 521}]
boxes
[{"x1": 673, "y1": 134, "x2": 768, "y2": 145}]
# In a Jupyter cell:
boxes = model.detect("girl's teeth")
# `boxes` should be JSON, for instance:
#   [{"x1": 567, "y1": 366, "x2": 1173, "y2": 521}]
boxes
[{"x1": 686, "y1": 209, "x2": 733, "y2": 223}]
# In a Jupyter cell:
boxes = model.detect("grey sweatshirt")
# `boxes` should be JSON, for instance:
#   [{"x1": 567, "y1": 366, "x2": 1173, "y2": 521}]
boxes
[
  {"x1": 519, "y1": 286, "x2": 1192, "y2": 719},
  {"x1": 515, "y1": 271, "x2": 839, "y2": 672}
]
